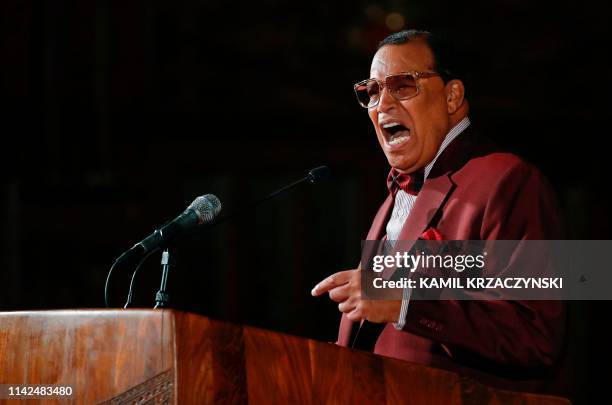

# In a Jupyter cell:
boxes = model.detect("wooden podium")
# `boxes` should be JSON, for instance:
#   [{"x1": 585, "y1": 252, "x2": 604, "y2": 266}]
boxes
[{"x1": 0, "y1": 310, "x2": 569, "y2": 404}]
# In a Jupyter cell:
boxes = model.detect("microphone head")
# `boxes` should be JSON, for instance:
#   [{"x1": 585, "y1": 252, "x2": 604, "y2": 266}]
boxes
[
  {"x1": 308, "y1": 165, "x2": 331, "y2": 184},
  {"x1": 189, "y1": 194, "x2": 222, "y2": 224}
]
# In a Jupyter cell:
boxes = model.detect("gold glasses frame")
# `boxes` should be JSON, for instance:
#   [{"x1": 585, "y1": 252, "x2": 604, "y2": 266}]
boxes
[{"x1": 353, "y1": 71, "x2": 440, "y2": 109}]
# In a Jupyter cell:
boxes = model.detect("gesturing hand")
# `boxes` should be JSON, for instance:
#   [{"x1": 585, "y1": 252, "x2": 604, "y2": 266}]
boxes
[{"x1": 311, "y1": 268, "x2": 401, "y2": 324}]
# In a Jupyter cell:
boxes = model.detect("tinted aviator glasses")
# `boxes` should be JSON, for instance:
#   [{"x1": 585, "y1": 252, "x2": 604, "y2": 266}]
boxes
[{"x1": 353, "y1": 71, "x2": 440, "y2": 109}]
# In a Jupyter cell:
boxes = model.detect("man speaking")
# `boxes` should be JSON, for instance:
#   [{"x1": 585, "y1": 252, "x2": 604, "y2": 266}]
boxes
[{"x1": 312, "y1": 30, "x2": 567, "y2": 395}]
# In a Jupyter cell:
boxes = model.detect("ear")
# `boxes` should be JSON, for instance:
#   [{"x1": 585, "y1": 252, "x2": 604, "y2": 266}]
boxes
[{"x1": 445, "y1": 79, "x2": 465, "y2": 115}]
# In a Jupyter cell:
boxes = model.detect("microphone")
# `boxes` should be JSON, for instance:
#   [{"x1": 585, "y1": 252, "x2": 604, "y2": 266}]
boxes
[
  {"x1": 263, "y1": 165, "x2": 330, "y2": 201},
  {"x1": 106, "y1": 194, "x2": 221, "y2": 307},
  {"x1": 218, "y1": 165, "x2": 330, "y2": 220},
  {"x1": 307, "y1": 165, "x2": 331, "y2": 183},
  {"x1": 115, "y1": 194, "x2": 222, "y2": 265}
]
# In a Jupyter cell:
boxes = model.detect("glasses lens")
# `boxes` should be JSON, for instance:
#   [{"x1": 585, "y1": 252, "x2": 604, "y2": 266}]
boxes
[
  {"x1": 355, "y1": 80, "x2": 380, "y2": 108},
  {"x1": 387, "y1": 74, "x2": 418, "y2": 100}
]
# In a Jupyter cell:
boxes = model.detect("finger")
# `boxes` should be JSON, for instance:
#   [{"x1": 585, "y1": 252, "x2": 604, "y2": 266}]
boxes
[
  {"x1": 311, "y1": 270, "x2": 354, "y2": 296},
  {"x1": 346, "y1": 306, "x2": 363, "y2": 322},
  {"x1": 338, "y1": 299, "x2": 357, "y2": 314},
  {"x1": 328, "y1": 283, "x2": 351, "y2": 303}
]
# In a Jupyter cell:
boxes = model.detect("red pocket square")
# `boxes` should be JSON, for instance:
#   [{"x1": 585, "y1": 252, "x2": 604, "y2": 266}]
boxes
[{"x1": 421, "y1": 227, "x2": 443, "y2": 241}]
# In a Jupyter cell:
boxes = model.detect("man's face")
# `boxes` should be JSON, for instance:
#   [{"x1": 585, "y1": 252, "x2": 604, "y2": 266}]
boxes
[{"x1": 369, "y1": 41, "x2": 451, "y2": 173}]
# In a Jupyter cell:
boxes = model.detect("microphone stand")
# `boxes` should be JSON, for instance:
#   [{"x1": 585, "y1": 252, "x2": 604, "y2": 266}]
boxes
[{"x1": 154, "y1": 248, "x2": 171, "y2": 308}]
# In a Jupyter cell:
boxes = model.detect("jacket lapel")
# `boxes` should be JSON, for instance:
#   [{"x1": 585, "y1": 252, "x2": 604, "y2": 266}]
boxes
[
  {"x1": 378, "y1": 174, "x2": 454, "y2": 280},
  {"x1": 397, "y1": 174, "x2": 454, "y2": 241}
]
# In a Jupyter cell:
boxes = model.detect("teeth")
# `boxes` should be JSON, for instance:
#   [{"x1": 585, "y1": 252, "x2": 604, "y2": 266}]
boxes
[
  {"x1": 388, "y1": 136, "x2": 409, "y2": 145},
  {"x1": 382, "y1": 122, "x2": 401, "y2": 128}
]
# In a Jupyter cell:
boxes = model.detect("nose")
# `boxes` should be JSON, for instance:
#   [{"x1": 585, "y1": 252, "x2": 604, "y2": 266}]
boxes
[{"x1": 376, "y1": 85, "x2": 397, "y2": 114}]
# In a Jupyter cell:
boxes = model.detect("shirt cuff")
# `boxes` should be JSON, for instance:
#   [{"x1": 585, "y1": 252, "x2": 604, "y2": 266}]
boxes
[{"x1": 393, "y1": 286, "x2": 412, "y2": 330}]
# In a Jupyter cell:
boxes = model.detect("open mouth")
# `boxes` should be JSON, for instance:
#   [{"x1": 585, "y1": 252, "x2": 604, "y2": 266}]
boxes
[{"x1": 381, "y1": 122, "x2": 411, "y2": 146}]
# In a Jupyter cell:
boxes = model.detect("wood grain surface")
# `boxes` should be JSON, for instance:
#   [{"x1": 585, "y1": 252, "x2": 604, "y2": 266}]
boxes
[{"x1": 0, "y1": 310, "x2": 571, "y2": 404}]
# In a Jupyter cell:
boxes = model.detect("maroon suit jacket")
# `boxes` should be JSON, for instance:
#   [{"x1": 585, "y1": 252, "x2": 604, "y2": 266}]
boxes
[{"x1": 337, "y1": 128, "x2": 569, "y2": 395}]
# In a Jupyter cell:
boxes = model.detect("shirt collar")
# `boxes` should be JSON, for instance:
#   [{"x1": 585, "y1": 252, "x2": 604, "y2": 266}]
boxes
[{"x1": 423, "y1": 116, "x2": 470, "y2": 179}]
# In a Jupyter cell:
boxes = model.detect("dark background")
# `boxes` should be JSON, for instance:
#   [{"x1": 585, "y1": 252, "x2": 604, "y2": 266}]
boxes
[{"x1": 1, "y1": 0, "x2": 611, "y2": 402}]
